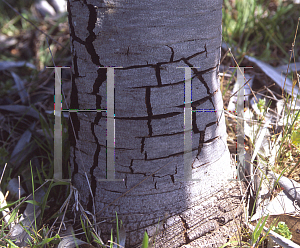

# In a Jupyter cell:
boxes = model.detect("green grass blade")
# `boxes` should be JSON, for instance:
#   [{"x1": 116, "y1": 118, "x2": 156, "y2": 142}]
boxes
[
  {"x1": 110, "y1": 228, "x2": 113, "y2": 248},
  {"x1": 116, "y1": 211, "x2": 120, "y2": 247},
  {"x1": 141, "y1": 231, "x2": 149, "y2": 248}
]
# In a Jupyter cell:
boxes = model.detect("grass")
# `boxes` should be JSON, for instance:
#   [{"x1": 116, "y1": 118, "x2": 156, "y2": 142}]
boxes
[{"x1": 0, "y1": 0, "x2": 300, "y2": 247}]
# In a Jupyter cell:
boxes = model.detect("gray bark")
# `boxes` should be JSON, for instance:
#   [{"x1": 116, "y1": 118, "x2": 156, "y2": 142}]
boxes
[{"x1": 67, "y1": 0, "x2": 244, "y2": 247}]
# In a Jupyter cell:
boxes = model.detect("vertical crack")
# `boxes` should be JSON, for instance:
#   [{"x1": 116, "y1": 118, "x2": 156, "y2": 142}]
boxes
[
  {"x1": 141, "y1": 137, "x2": 145, "y2": 154},
  {"x1": 154, "y1": 64, "x2": 162, "y2": 87},
  {"x1": 179, "y1": 215, "x2": 190, "y2": 244},
  {"x1": 170, "y1": 175, "x2": 174, "y2": 183},
  {"x1": 88, "y1": 72, "x2": 106, "y2": 214},
  {"x1": 145, "y1": 87, "x2": 153, "y2": 137},
  {"x1": 166, "y1": 45, "x2": 174, "y2": 62},
  {"x1": 85, "y1": 1, "x2": 101, "y2": 66},
  {"x1": 80, "y1": 0, "x2": 106, "y2": 213},
  {"x1": 192, "y1": 106, "x2": 200, "y2": 135},
  {"x1": 197, "y1": 131, "x2": 205, "y2": 157},
  {"x1": 129, "y1": 159, "x2": 134, "y2": 174},
  {"x1": 124, "y1": 174, "x2": 128, "y2": 188},
  {"x1": 89, "y1": 111, "x2": 101, "y2": 212}
]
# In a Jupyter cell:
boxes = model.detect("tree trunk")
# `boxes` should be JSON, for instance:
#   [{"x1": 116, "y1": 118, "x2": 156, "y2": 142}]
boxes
[{"x1": 67, "y1": 0, "x2": 245, "y2": 247}]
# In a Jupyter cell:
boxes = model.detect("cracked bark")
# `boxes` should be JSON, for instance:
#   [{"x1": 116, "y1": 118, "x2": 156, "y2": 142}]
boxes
[{"x1": 68, "y1": 0, "x2": 245, "y2": 247}]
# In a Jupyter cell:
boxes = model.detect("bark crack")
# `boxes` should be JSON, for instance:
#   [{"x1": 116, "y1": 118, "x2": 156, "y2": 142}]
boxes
[
  {"x1": 115, "y1": 112, "x2": 182, "y2": 121},
  {"x1": 118, "y1": 46, "x2": 207, "y2": 70},
  {"x1": 85, "y1": 0, "x2": 103, "y2": 214},
  {"x1": 145, "y1": 87, "x2": 153, "y2": 137},
  {"x1": 85, "y1": 0, "x2": 102, "y2": 66},
  {"x1": 155, "y1": 64, "x2": 162, "y2": 87},
  {"x1": 166, "y1": 45, "x2": 174, "y2": 62},
  {"x1": 140, "y1": 137, "x2": 145, "y2": 154},
  {"x1": 143, "y1": 149, "x2": 199, "y2": 161},
  {"x1": 179, "y1": 215, "x2": 191, "y2": 244}
]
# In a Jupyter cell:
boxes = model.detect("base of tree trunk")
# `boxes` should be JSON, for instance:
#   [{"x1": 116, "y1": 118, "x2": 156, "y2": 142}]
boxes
[
  {"x1": 68, "y1": 178, "x2": 246, "y2": 248},
  {"x1": 86, "y1": 154, "x2": 247, "y2": 248},
  {"x1": 134, "y1": 180, "x2": 247, "y2": 248}
]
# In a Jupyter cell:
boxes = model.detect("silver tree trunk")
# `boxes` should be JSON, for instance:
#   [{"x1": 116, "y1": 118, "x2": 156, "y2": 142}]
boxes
[{"x1": 67, "y1": 0, "x2": 244, "y2": 247}]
